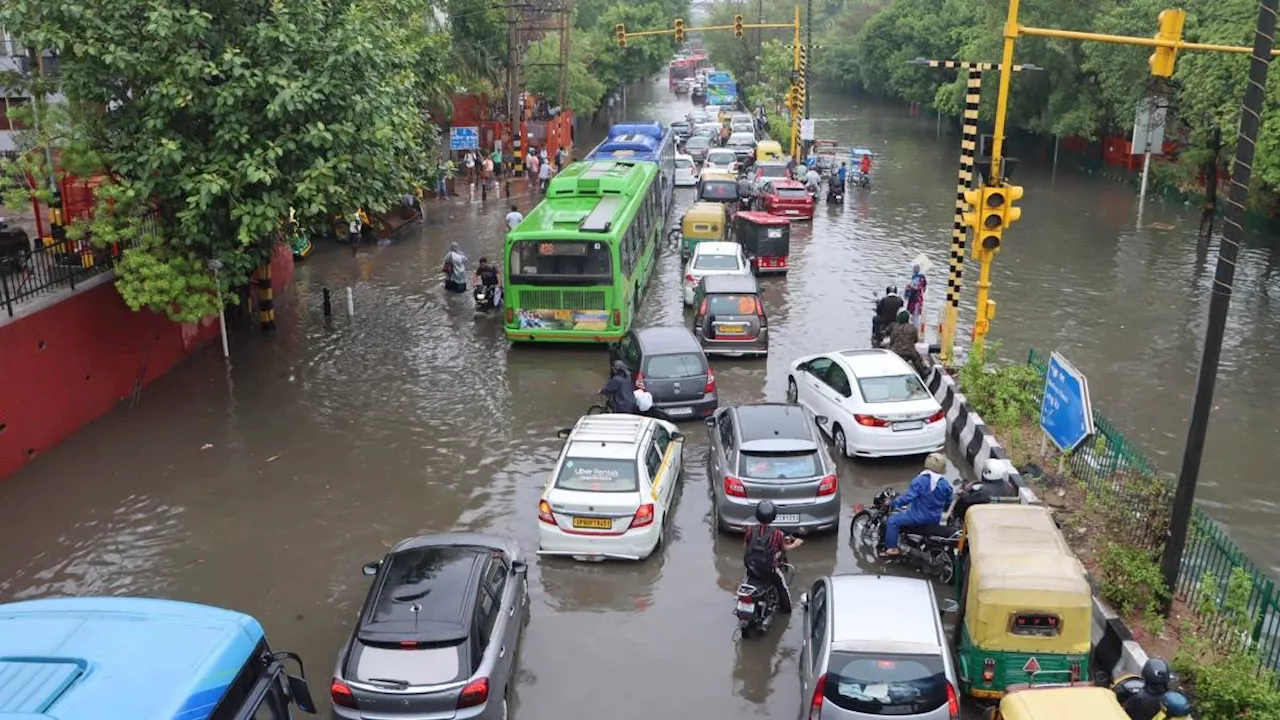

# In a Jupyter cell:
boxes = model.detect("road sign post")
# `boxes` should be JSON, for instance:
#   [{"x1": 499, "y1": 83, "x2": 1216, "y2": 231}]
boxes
[
  {"x1": 1131, "y1": 95, "x2": 1168, "y2": 223},
  {"x1": 450, "y1": 127, "x2": 480, "y2": 152},
  {"x1": 1040, "y1": 352, "x2": 1095, "y2": 463}
]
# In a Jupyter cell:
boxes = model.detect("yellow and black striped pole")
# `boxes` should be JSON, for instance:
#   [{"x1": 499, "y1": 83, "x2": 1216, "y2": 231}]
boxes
[{"x1": 258, "y1": 263, "x2": 276, "y2": 331}]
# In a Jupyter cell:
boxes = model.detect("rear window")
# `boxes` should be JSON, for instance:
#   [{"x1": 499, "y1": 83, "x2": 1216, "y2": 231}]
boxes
[
  {"x1": 825, "y1": 652, "x2": 949, "y2": 715},
  {"x1": 739, "y1": 451, "x2": 819, "y2": 480},
  {"x1": 699, "y1": 181, "x2": 739, "y2": 201},
  {"x1": 687, "y1": 138, "x2": 710, "y2": 149},
  {"x1": 676, "y1": 158, "x2": 693, "y2": 168},
  {"x1": 349, "y1": 642, "x2": 467, "y2": 686},
  {"x1": 706, "y1": 294, "x2": 759, "y2": 315},
  {"x1": 758, "y1": 166, "x2": 787, "y2": 178},
  {"x1": 555, "y1": 457, "x2": 638, "y2": 492},
  {"x1": 694, "y1": 253, "x2": 741, "y2": 270},
  {"x1": 644, "y1": 352, "x2": 706, "y2": 379},
  {"x1": 775, "y1": 187, "x2": 808, "y2": 199},
  {"x1": 708, "y1": 151, "x2": 736, "y2": 163},
  {"x1": 857, "y1": 375, "x2": 932, "y2": 403}
]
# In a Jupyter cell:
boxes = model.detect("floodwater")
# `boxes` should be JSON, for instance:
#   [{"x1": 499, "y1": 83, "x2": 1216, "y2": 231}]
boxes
[{"x1": 0, "y1": 78, "x2": 1274, "y2": 718}]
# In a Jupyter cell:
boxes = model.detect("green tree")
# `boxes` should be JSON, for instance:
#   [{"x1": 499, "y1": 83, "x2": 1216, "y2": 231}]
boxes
[
  {"x1": 0, "y1": 0, "x2": 452, "y2": 322},
  {"x1": 444, "y1": 0, "x2": 509, "y2": 93},
  {"x1": 522, "y1": 31, "x2": 609, "y2": 114}
]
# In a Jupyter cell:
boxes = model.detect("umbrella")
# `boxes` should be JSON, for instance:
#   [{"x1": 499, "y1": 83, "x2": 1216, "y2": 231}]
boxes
[{"x1": 910, "y1": 253, "x2": 934, "y2": 274}]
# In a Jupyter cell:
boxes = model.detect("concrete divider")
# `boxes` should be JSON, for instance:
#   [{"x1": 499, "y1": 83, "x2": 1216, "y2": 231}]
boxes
[{"x1": 923, "y1": 362, "x2": 1154, "y2": 682}]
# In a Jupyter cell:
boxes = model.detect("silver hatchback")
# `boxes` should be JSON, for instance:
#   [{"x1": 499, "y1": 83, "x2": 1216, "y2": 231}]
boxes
[
  {"x1": 798, "y1": 574, "x2": 960, "y2": 720},
  {"x1": 705, "y1": 403, "x2": 839, "y2": 534},
  {"x1": 692, "y1": 274, "x2": 768, "y2": 358}
]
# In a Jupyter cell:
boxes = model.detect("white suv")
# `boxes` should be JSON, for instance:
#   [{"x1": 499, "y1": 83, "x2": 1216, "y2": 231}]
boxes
[{"x1": 537, "y1": 414, "x2": 685, "y2": 562}]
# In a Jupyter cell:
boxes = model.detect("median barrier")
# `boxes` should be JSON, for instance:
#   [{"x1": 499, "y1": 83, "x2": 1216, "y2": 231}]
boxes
[{"x1": 923, "y1": 361, "x2": 1154, "y2": 683}]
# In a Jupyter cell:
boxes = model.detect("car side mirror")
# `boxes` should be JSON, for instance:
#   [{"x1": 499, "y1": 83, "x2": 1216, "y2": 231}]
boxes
[
  {"x1": 556, "y1": 427, "x2": 572, "y2": 439},
  {"x1": 939, "y1": 599, "x2": 959, "y2": 614},
  {"x1": 286, "y1": 674, "x2": 317, "y2": 714},
  {"x1": 512, "y1": 560, "x2": 528, "y2": 574},
  {"x1": 799, "y1": 592, "x2": 809, "y2": 609},
  {"x1": 362, "y1": 561, "x2": 380, "y2": 576},
  {"x1": 796, "y1": 361, "x2": 807, "y2": 371},
  {"x1": 815, "y1": 415, "x2": 828, "y2": 426},
  {"x1": 703, "y1": 416, "x2": 717, "y2": 427},
  {"x1": 670, "y1": 430, "x2": 685, "y2": 441}
]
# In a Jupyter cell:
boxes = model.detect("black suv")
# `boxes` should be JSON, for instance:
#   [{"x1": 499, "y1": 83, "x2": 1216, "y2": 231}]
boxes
[
  {"x1": 331, "y1": 533, "x2": 528, "y2": 720},
  {"x1": 610, "y1": 326, "x2": 719, "y2": 422}
]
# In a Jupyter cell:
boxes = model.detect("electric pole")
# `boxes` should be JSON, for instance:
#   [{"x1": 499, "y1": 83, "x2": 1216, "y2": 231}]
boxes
[
  {"x1": 557, "y1": 0, "x2": 572, "y2": 109},
  {"x1": 804, "y1": 0, "x2": 812, "y2": 118},
  {"x1": 506, "y1": 1, "x2": 524, "y2": 180},
  {"x1": 756, "y1": 0, "x2": 763, "y2": 85}
]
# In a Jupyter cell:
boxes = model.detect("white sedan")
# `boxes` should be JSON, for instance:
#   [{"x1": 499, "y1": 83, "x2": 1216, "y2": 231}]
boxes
[
  {"x1": 786, "y1": 349, "x2": 946, "y2": 458},
  {"x1": 682, "y1": 241, "x2": 750, "y2": 306},
  {"x1": 538, "y1": 414, "x2": 684, "y2": 561},
  {"x1": 675, "y1": 153, "x2": 700, "y2": 187},
  {"x1": 703, "y1": 148, "x2": 740, "y2": 175}
]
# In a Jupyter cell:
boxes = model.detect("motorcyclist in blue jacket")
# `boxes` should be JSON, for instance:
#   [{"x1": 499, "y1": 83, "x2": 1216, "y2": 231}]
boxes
[{"x1": 883, "y1": 452, "x2": 953, "y2": 556}]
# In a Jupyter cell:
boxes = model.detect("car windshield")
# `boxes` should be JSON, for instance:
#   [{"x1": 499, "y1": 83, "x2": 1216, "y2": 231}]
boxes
[
  {"x1": 707, "y1": 151, "x2": 736, "y2": 164},
  {"x1": 510, "y1": 240, "x2": 612, "y2": 285},
  {"x1": 350, "y1": 642, "x2": 467, "y2": 687},
  {"x1": 738, "y1": 451, "x2": 819, "y2": 480},
  {"x1": 699, "y1": 181, "x2": 739, "y2": 201},
  {"x1": 706, "y1": 294, "x2": 759, "y2": 315},
  {"x1": 644, "y1": 352, "x2": 706, "y2": 379},
  {"x1": 774, "y1": 187, "x2": 808, "y2": 199},
  {"x1": 825, "y1": 652, "x2": 948, "y2": 715},
  {"x1": 554, "y1": 457, "x2": 638, "y2": 492},
  {"x1": 857, "y1": 374, "x2": 932, "y2": 403},
  {"x1": 730, "y1": 135, "x2": 754, "y2": 144},
  {"x1": 694, "y1": 253, "x2": 740, "y2": 270},
  {"x1": 676, "y1": 157, "x2": 694, "y2": 169},
  {"x1": 758, "y1": 165, "x2": 788, "y2": 178},
  {"x1": 687, "y1": 137, "x2": 710, "y2": 149}
]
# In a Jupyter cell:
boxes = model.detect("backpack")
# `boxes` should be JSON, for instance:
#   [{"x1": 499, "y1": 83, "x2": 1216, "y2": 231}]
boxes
[
  {"x1": 744, "y1": 527, "x2": 775, "y2": 579},
  {"x1": 442, "y1": 257, "x2": 454, "y2": 276}
]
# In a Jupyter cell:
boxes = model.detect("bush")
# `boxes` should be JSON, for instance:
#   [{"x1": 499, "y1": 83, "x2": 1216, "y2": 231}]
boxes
[
  {"x1": 956, "y1": 342, "x2": 1042, "y2": 428},
  {"x1": 1097, "y1": 542, "x2": 1167, "y2": 621}
]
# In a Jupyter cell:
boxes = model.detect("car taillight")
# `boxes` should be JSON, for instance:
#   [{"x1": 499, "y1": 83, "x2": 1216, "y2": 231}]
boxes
[
  {"x1": 457, "y1": 677, "x2": 489, "y2": 709},
  {"x1": 817, "y1": 474, "x2": 837, "y2": 496},
  {"x1": 705, "y1": 368, "x2": 716, "y2": 393},
  {"x1": 758, "y1": 308, "x2": 767, "y2": 327},
  {"x1": 808, "y1": 673, "x2": 826, "y2": 720},
  {"x1": 631, "y1": 503, "x2": 655, "y2": 528},
  {"x1": 927, "y1": 409, "x2": 946, "y2": 424},
  {"x1": 685, "y1": 273, "x2": 696, "y2": 284},
  {"x1": 854, "y1": 414, "x2": 890, "y2": 427},
  {"x1": 946, "y1": 683, "x2": 959, "y2": 720},
  {"x1": 1069, "y1": 661, "x2": 1082, "y2": 681},
  {"x1": 982, "y1": 658, "x2": 996, "y2": 682},
  {"x1": 538, "y1": 499, "x2": 556, "y2": 525},
  {"x1": 330, "y1": 678, "x2": 357, "y2": 709},
  {"x1": 504, "y1": 306, "x2": 514, "y2": 323},
  {"x1": 724, "y1": 476, "x2": 747, "y2": 497},
  {"x1": 779, "y1": 257, "x2": 788, "y2": 267},
  {"x1": 612, "y1": 309, "x2": 621, "y2": 326},
  {"x1": 634, "y1": 371, "x2": 646, "y2": 391}
]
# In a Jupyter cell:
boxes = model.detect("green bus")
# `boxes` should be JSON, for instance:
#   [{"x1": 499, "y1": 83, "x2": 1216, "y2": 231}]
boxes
[{"x1": 504, "y1": 160, "x2": 665, "y2": 343}]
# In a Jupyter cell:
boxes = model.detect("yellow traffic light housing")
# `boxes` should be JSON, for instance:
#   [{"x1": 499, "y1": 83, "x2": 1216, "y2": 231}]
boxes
[
  {"x1": 616, "y1": 23, "x2": 626, "y2": 48},
  {"x1": 1149, "y1": 9, "x2": 1185, "y2": 77},
  {"x1": 977, "y1": 185, "x2": 1006, "y2": 255},
  {"x1": 734, "y1": 14, "x2": 744, "y2": 38},
  {"x1": 674, "y1": 19, "x2": 685, "y2": 43},
  {"x1": 785, "y1": 86, "x2": 800, "y2": 111},
  {"x1": 961, "y1": 187, "x2": 984, "y2": 231},
  {"x1": 1002, "y1": 183, "x2": 1024, "y2": 229}
]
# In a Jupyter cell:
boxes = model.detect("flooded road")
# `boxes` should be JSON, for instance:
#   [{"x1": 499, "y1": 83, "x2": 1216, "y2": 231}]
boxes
[{"x1": 0, "y1": 77, "x2": 1275, "y2": 718}]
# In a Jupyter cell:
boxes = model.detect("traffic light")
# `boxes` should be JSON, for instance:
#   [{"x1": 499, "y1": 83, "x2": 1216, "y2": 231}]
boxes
[
  {"x1": 734, "y1": 14, "x2": 744, "y2": 38},
  {"x1": 1000, "y1": 183, "x2": 1024, "y2": 230},
  {"x1": 961, "y1": 187, "x2": 984, "y2": 231},
  {"x1": 785, "y1": 86, "x2": 800, "y2": 111},
  {"x1": 674, "y1": 18, "x2": 685, "y2": 43},
  {"x1": 975, "y1": 184, "x2": 1006, "y2": 255},
  {"x1": 1149, "y1": 9, "x2": 1185, "y2": 77},
  {"x1": 616, "y1": 23, "x2": 626, "y2": 48}
]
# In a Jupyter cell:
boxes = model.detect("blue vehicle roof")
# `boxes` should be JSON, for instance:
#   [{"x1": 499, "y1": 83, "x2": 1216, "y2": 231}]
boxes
[
  {"x1": 606, "y1": 122, "x2": 663, "y2": 139},
  {"x1": 0, "y1": 597, "x2": 265, "y2": 720},
  {"x1": 706, "y1": 72, "x2": 733, "y2": 84},
  {"x1": 586, "y1": 132, "x2": 667, "y2": 162},
  {"x1": 850, "y1": 147, "x2": 874, "y2": 156}
]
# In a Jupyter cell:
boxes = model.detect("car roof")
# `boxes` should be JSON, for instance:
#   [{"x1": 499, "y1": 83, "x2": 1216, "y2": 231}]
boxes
[
  {"x1": 686, "y1": 136, "x2": 711, "y2": 145},
  {"x1": 770, "y1": 179, "x2": 805, "y2": 188},
  {"x1": 634, "y1": 325, "x2": 702, "y2": 353},
  {"x1": 756, "y1": 162, "x2": 789, "y2": 170},
  {"x1": 692, "y1": 241, "x2": 741, "y2": 256},
  {"x1": 729, "y1": 132, "x2": 755, "y2": 139},
  {"x1": 836, "y1": 348, "x2": 916, "y2": 378},
  {"x1": 828, "y1": 575, "x2": 942, "y2": 652},
  {"x1": 707, "y1": 147, "x2": 737, "y2": 155},
  {"x1": 675, "y1": 153, "x2": 694, "y2": 161},
  {"x1": 733, "y1": 404, "x2": 818, "y2": 447},
  {"x1": 565, "y1": 414, "x2": 653, "y2": 460},
  {"x1": 700, "y1": 274, "x2": 759, "y2": 294},
  {"x1": 363, "y1": 542, "x2": 494, "y2": 644}
]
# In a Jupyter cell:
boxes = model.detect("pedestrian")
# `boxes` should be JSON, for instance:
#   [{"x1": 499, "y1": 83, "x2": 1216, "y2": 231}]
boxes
[
  {"x1": 859, "y1": 151, "x2": 872, "y2": 177},
  {"x1": 506, "y1": 204, "x2": 524, "y2": 231},
  {"x1": 538, "y1": 160, "x2": 552, "y2": 193},
  {"x1": 442, "y1": 242, "x2": 468, "y2": 293},
  {"x1": 464, "y1": 150, "x2": 477, "y2": 185},
  {"x1": 527, "y1": 151, "x2": 540, "y2": 180},
  {"x1": 539, "y1": 146, "x2": 549, "y2": 164},
  {"x1": 904, "y1": 263, "x2": 927, "y2": 329},
  {"x1": 435, "y1": 159, "x2": 448, "y2": 199},
  {"x1": 347, "y1": 213, "x2": 362, "y2": 244},
  {"x1": 555, "y1": 146, "x2": 566, "y2": 171}
]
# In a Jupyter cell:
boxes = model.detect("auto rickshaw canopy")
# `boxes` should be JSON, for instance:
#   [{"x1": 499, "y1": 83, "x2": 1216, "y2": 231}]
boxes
[
  {"x1": 962, "y1": 504, "x2": 1072, "y2": 558},
  {"x1": 756, "y1": 140, "x2": 784, "y2": 162},
  {"x1": 964, "y1": 551, "x2": 1092, "y2": 654},
  {"x1": 733, "y1": 211, "x2": 790, "y2": 257},
  {"x1": 994, "y1": 685, "x2": 1130, "y2": 720},
  {"x1": 681, "y1": 202, "x2": 728, "y2": 241}
]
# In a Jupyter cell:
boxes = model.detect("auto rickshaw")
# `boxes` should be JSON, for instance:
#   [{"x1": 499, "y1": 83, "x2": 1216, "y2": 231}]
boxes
[
  {"x1": 756, "y1": 140, "x2": 784, "y2": 163},
  {"x1": 850, "y1": 147, "x2": 874, "y2": 187},
  {"x1": 675, "y1": 201, "x2": 728, "y2": 259},
  {"x1": 811, "y1": 139, "x2": 840, "y2": 173},
  {"x1": 733, "y1": 211, "x2": 790, "y2": 275},
  {"x1": 954, "y1": 504, "x2": 1093, "y2": 702},
  {"x1": 985, "y1": 681, "x2": 1194, "y2": 720}
]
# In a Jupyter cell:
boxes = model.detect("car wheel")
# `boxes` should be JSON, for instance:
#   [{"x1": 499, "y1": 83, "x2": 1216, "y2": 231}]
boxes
[
  {"x1": 833, "y1": 424, "x2": 849, "y2": 458},
  {"x1": 786, "y1": 377, "x2": 798, "y2": 404},
  {"x1": 712, "y1": 502, "x2": 729, "y2": 534}
]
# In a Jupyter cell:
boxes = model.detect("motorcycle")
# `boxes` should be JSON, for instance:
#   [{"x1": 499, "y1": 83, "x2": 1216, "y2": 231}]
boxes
[
  {"x1": 734, "y1": 558, "x2": 794, "y2": 638},
  {"x1": 1112, "y1": 674, "x2": 1193, "y2": 720},
  {"x1": 827, "y1": 183, "x2": 844, "y2": 205},
  {"x1": 473, "y1": 283, "x2": 501, "y2": 310},
  {"x1": 849, "y1": 488, "x2": 961, "y2": 585},
  {"x1": 849, "y1": 170, "x2": 871, "y2": 189},
  {"x1": 805, "y1": 185, "x2": 819, "y2": 203}
]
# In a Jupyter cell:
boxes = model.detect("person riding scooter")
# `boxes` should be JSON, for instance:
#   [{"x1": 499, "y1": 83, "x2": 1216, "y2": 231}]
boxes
[
  {"x1": 743, "y1": 500, "x2": 804, "y2": 612},
  {"x1": 872, "y1": 287, "x2": 903, "y2": 345},
  {"x1": 804, "y1": 166, "x2": 821, "y2": 201},
  {"x1": 885, "y1": 308, "x2": 927, "y2": 375},
  {"x1": 950, "y1": 457, "x2": 1018, "y2": 521},
  {"x1": 1115, "y1": 658, "x2": 1173, "y2": 720},
  {"x1": 883, "y1": 453, "x2": 953, "y2": 557},
  {"x1": 599, "y1": 360, "x2": 638, "y2": 414},
  {"x1": 472, "y1": 256, "x2": 502, "y2": 309}
]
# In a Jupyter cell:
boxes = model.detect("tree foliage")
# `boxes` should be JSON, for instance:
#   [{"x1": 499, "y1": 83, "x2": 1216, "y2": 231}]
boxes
[{"x1": 0, "y1": 0, "x2": 453, "y2": 321}]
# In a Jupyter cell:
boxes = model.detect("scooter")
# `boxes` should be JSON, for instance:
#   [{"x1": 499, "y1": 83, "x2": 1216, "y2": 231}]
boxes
[
  {"x1": 849, "y1": 488, "x2": 962, "y2": 585},
  {"x1": 849, "y1": 170, "x2": 871, "y2": 189},
  {"x1": 827, "y1": 183, "x2": 844, "y2": 205},
  {"x1": 1112, "y1": 673, "x2": 1192, "y2": 720},
  {"x1": 734, "y1": 559, "x2": 794, "y2": 638},
  {"x1": 473, "y1": 283, "x2": 501, "y2": 310}
]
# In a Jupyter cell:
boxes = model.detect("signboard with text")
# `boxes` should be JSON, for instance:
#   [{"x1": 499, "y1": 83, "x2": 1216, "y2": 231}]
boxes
[
  {"x1": 1040, "y1": 352, "x2": 1095, "y2": 452},
  {"x1": 450, "y1": 126, "x2": 480, "y2": 151}
]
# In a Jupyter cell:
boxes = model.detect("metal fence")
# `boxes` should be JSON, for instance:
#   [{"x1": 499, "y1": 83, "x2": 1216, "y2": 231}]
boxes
[{"x1": 1027, "y1": 348, "x2": 1280, "y2": 674}]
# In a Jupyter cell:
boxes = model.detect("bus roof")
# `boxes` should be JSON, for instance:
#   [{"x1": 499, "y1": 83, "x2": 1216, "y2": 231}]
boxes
[
  {"x1": 544, "y1": 160, "x2": 657, "y2": 199},
  {"x1": 606, "y1": 122, "x2": 663, "y2": 139},
  {"x1": 0, "y1": 597, "x2": 265, "y2": 720}
]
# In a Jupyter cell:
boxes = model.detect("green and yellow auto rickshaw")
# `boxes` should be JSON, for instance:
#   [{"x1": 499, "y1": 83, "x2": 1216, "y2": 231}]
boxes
[
  {"x1": 954, "y1": 504, "x2": 1094, "y2": 703},
  {"x1": 985, "y1": 681, "x2": 1194, "y2": 720},
  {"x1": 673, "y1": 201, "x2": 728, "y2": 260}
]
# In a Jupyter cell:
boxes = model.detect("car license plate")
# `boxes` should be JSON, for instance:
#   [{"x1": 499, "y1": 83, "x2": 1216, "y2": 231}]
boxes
[
  {"x1": 893, "y1": 421, "x2": 925, "y2": 432},
  {"x1": 666, "y1": 407, "x2": 693, "y2": 416},
  {"x1": 736, "y1": 601, "x2": 754, "y2": 613},
  {"x1": 775, "y1": 513, "x2": 800, "y2": 524},
  {"x1": 717, "y1": 323, "x2": 746, "y2": 335},
  {"x1": 786, "y1": 210, "x2": 799, "y2": 215},
  {"x1": 571, "y1": 517, "x2": 612, "y2": 529}
]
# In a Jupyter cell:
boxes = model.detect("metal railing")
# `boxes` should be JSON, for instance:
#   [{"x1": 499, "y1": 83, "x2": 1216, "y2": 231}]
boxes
[{"x1": 1027, "y1": 348, "x2": 1280, "y2": 675}]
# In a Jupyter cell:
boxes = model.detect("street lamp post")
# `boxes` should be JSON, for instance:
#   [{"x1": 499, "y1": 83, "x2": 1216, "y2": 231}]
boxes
[{"x1": 208, "y1": 259, "x2": 230, "y2": 360}]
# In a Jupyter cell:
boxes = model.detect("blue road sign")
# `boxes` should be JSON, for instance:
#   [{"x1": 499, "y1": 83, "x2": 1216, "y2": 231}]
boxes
[
  {"x1": 450, "y1": 126, "x2": 480, "y2": 151},
  {"x1": 1040, "y1": 352, "x2": 1095, "y2": 452}
]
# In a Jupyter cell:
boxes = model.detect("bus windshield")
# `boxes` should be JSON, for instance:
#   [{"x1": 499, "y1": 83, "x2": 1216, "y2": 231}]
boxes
[{"x1": 510, "y1": 240, "x2": 613, "y2": 285}]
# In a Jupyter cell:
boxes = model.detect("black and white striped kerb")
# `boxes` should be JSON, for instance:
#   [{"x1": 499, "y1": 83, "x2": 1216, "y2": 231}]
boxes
[{"x1": 923, "y1": 364, "x2": 1025, "y2": 491}]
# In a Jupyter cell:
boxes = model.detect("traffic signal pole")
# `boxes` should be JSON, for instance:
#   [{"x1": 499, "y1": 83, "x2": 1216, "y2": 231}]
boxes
[{"x1": 790, "y1": 5, "x2": 802, "y2": 159}]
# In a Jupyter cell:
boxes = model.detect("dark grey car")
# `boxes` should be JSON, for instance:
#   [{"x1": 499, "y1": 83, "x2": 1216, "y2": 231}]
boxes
[
  {"x1": 692, "y1": 274, "x2": 768, "y2": 358},
  {"x1": 611, "y1": 326, "x2": 718, "y2": 422},
  {"x1": 331, "y1": 533, "x2": 528, "y2": 720},
  {"x1": 705, "y1": 403, "x2": 839, "y2": 534}
]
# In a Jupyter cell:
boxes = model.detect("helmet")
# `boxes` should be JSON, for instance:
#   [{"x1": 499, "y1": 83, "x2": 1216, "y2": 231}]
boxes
[
  {"x1": 755, "y1": 500, "x2": 777, "y2": 524},
  {"x1": 873, "y1": 488, "x2": 897, "y2": 508},
  {"x1": 885, "y1": 286, "x2": 895, "y2": 295},
  {"x1": 611, "y1": 360, "x2": 628, "y2": 376},
  {"x1": 1142, "y1": 658, "x2": 1172, "y2": 690},
  {"x1": 981, "y1": 458, "x2": 1010, "y2": 483},
  {"x1": 924, "y1": 452, "x2": 947, "y2": 475}
]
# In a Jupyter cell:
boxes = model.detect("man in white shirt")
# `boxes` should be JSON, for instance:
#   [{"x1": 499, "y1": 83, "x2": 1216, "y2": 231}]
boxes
[
  {"x1": 505, "y1": 205, "x2": 523, "y2": 231},
  {"x1": 538, "y1": 161, "x2": 552, "y2": 193},
  {"x1": 804, "y1": 166, "x2": 821, "y2": 192}
]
